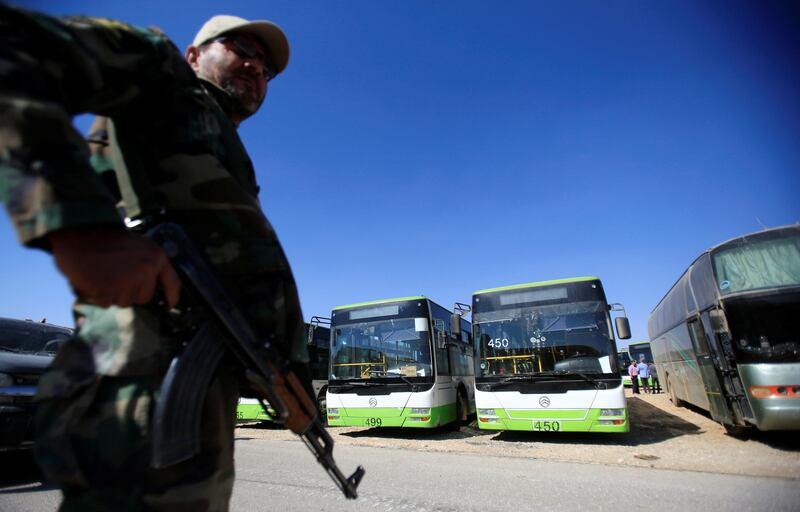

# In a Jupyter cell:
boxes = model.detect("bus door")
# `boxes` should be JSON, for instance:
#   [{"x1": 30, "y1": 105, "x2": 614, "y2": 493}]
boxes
[
  {"x1": 687, "y1": 316, "x2": 734, "y2": 424},
  {"x1": 433, "y1": 318, "x2": 455, "y2": 408},
  {"x1": 703, "y1": 309, "x2": 753, "y2": 423}
]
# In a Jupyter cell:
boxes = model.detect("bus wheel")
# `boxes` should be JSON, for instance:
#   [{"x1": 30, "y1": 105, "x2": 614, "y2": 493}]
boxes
[
  {"x1": 451, "y1": 390, "x2": 467, "y2": 431},
  {"x1": 667, "y1": 376, "x2": 684, "y2": 408}
]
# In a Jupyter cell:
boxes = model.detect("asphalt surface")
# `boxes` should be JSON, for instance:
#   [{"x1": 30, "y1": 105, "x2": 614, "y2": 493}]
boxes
[
  {"x1": 2, "y1": 389, "x2": 798, "y2": 511},
  {"x1": 233, "y1": 439, "x2": 799, "y2": 512}
]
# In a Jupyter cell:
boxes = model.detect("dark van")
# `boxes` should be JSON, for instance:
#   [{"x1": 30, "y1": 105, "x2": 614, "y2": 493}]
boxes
[{"x1": 0, "y1": 317, "x2": 72, "y2": 450}]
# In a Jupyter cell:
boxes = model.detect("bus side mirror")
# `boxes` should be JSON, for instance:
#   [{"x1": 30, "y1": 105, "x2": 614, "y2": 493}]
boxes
[
  {"x1": 615, "y1": 317, "x2": 631, "y2": 340},
  {"x1": 451, "y1": 314, "x2": 461, "y2": 336}
]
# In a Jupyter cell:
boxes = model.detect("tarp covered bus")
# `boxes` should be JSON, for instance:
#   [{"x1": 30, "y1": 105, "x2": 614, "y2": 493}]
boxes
[{"x1": 648, "y1": 225, "x2": 800, "y2": 434}]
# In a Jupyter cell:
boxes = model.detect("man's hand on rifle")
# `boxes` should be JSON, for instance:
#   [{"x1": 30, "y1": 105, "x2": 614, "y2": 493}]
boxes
[{"x1": 49, "y1": 227, "x2": 182, "y2": 308}]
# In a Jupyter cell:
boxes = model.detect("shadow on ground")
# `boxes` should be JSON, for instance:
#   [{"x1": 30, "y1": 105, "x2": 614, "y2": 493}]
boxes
[
  {"x1": 745, "y1": 430, "x2": 800, "y2": 451},
  {"x1": 235, "y1": 419, "x2": 287, "y2": 440},
  {"x1": 0, "y1": 450, "x2": 55, "y2": 493},
  {"x1": 234, "y1": 401, "x2": 799, "y2": 452},
  {"x1": 339, "y1": 417, "x2": 479, "y2": 441},
  {"x1": 488, "y1": 397, "x2": 704, "y2": 446},
  {"x1": 667, "y1": 401, "x2": 800, "y2": 451},
  {"x1": 328, "y1": 398, "x2": 707, "y2": 447}
]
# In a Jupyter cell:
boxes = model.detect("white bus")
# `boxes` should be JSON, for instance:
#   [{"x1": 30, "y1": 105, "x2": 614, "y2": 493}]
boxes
[
  {"x1": 471, "y1": 277, "x2": 631, "y2": 432},
  {"x1": 326, "y1": 296, "x2": 474, "y2": 428}
]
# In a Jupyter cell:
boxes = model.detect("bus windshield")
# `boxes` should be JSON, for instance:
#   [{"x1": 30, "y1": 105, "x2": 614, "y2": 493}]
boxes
[
  {"x1": 712, "y1": 232, "x2": 800, "y2": 295},
  {"x1": 628, "y1": 343, "x2": 652, "y2": 364},
  {"x1": 331, "y1": 317, "x2": 433, "y2": 380},
  {"x1": 474, "y1": 301, "x2": 614, "y2": 377}
]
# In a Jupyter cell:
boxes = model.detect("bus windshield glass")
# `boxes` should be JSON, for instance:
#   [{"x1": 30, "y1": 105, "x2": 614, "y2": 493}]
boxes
[
  {"x1": 474, "y1": 300, "x2": 614, "y2": 377},
  {"x1": 628, "y1": 343, "x2": 652, "y2": 364},
  {"x1": 712, "y1": 232, "x2": 800, "y2": 295},
  {"x1": 331, "y1": 317, "x2": 433, "y2": 380}
]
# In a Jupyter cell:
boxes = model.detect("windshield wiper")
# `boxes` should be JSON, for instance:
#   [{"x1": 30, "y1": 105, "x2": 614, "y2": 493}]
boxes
[
  {"x1": 331, "y1": 381, "x2": 382, "y2": 389},
  {"x1": 0, "y1": 345, "x2": 22, "y2": 353},
  {"x1": 368, "y1": 370, "x2": 420, "y2": 391},
  {"x1": 486, "y1": 371, "x2": 607, "y2": 389},
  {"x1": 389, "y1": 374, "x2": 420, "y2": 391},
  {"x1": 546, "y1": 370, "x2": 607, "y2": 389},
  {"x1": 487, "y1": 373, "x2": 559, "y2": 388}
]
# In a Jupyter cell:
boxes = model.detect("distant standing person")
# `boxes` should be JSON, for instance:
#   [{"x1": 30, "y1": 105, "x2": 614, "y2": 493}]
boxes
[
  {"x1": 648, "y1": 361, "x2": 661, "y2": 393},
  {"x1": 637, "y1": 359, "x2": 650, "y2": 393},
  {"x1": 628, "y1": 360, "x2": 640, "y2": 394}
]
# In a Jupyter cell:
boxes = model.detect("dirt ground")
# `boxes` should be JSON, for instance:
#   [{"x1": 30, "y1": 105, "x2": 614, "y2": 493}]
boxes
[{"x1": 236, "y1": 388, "x2": 800, "y2": 479}]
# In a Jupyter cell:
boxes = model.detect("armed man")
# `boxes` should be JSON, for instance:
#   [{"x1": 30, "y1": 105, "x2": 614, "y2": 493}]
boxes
[{"x1": 0, "y1": 6, "x2": 319, "y2": 511}]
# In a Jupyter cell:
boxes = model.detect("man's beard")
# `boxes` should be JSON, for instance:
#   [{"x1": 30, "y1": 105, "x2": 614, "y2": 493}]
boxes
[{"x1": 221, "y1": 78, "x2": 264, "y2": 119}]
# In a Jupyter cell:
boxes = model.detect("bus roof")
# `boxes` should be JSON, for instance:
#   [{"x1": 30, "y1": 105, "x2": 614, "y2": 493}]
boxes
[
  {"x1": 332, "y1": 296, "x2": 428, "y2": 311},
  {"x1": 473, "y1": 276, "x2": 600, "y2": 296},
  {"x1": 710, "y1": 224, "x2": 800, "y2": 254},
  {"x1": 648, "y1": 224, "x2": 800, "y2": 316}
]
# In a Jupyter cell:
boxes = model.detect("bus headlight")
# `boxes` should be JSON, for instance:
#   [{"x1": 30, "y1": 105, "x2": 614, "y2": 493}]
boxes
[
  {"x1": 411, "y1": 408, "x2": 430, "y2": 415},
  {"x1": 327, "y1": 408, "x2": 338, "y2": 414},
  {"x1": 478, "y1": 409, "x2": 496, "y2": 416},
  {"x1": 600, "y1": 409, "x2": 624, "y2": 417}
]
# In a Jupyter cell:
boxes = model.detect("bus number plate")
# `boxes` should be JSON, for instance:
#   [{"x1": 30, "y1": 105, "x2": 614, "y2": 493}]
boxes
[
  {"x1": 365, "y1": 418, "x2": 382, "y2": 427},
  {"x1": 532, "y1": 420, "x2": 560, "y2": 432}
]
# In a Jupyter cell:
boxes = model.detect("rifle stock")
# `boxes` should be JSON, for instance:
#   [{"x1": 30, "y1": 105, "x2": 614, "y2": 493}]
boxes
[{"x1": 147, "y1": 222, "x2": 364, "y2": 499}]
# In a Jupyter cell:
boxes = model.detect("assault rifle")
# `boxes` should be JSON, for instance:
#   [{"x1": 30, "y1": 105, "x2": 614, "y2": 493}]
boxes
[{"x1": 146, "y1": 222, "x2": 364, "y2": 499}]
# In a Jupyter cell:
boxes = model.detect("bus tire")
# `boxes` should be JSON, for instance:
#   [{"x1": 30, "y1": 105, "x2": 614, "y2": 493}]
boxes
[
  {"x1": 723, "y1": 423, "x2": 749, "y2": 438},
  {"x1": 666, "y1": 375, "x2": 684, "y2": 408},
  {"x1": 451, "y1": 389, "x2": 467, "y2": 431}
]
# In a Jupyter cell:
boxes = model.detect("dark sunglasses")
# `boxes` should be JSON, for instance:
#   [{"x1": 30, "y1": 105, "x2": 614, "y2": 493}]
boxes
[{"x1": 208, "y1": 36, "x2": 277, "y2": 81}]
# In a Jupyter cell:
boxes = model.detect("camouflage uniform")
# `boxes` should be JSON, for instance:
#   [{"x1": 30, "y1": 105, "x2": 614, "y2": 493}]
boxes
[{"x1": 0, "y1": 6, "x2": 307, "y2": 511}]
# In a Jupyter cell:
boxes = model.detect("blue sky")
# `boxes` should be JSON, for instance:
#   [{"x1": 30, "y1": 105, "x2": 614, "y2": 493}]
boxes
[{"x1": 2, "y1": 0, "x2": 799, "y2": 349}]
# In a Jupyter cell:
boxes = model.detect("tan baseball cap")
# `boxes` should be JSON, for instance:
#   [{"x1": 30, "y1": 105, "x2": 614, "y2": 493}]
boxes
[{"x1": 192, "y1": 15, "x2": 289, "y2": 75}]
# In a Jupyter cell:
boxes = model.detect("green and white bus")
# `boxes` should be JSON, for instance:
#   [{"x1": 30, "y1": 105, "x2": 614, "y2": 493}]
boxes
[
  {"x1": 307, "y1": 316, "x2": 332, "y2": 413},
  {"x1": 649, "y1": 225, "x2": 800, "y2": 434},
  {"x1": 471, "y1": 277, "x2": 632, "y2": 432},
  {"x1": 623, "y1": 341, "x2": 654, "y2": 387},
  {"x1": 627, "y1": 341, "x2": 652, "y2": 364},
  {"x1": 617, "y1": 350, "x2": 633, "y2": 386},
  {"x1": 237, "y1": 319, "x2": 331, "y2": 423},
  {"x1": 326, "y1": 296, "x2": 474, "y2": 428}
]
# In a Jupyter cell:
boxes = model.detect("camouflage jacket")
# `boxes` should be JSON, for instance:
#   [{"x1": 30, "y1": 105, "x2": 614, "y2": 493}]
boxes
[{"x1": 0, "y1": 7, "x2": 307, "y2": 381}]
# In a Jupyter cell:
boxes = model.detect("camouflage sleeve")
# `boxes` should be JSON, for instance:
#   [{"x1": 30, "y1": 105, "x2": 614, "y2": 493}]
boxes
[{"x1": 0, "y1": 5, "x2": 191, "y2": 249}]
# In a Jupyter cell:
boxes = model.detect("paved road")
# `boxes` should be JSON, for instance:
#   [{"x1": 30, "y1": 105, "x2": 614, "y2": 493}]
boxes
[
  {"x1": 231, "y1": 438, "x2": 798, "y2": 512},
  {"x1": 2, "y1": 438, "x2": 798, "y2": 512}
]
